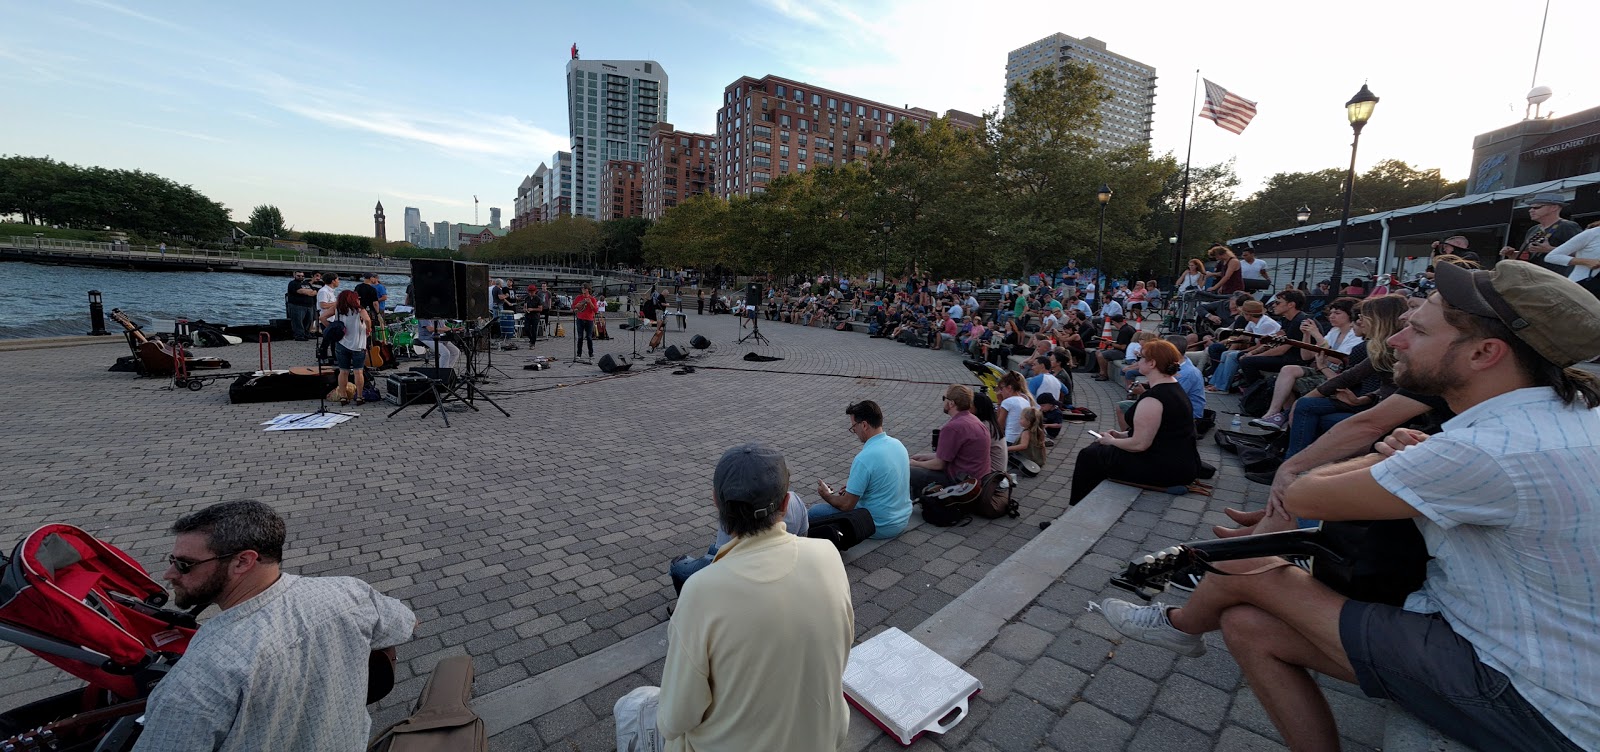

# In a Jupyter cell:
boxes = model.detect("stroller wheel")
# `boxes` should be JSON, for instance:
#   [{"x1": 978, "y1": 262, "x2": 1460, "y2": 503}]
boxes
[{"x1": 187, "y1": 379, "x2": 205, "y2": 391}]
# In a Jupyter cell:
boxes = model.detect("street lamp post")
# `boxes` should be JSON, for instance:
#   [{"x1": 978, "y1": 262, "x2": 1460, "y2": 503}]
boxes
[
  {"x1": 1095, "y1": 184, "x2": 1112, "y2": 311},
  {"x1": 1296, "y1": 206, "x2": 1312, "y2": 286},
  {"x1": 1329, "y1": 84, "x2": 1378, "y2": 290},
  {"x1": 1168, "y1": 236, "x2": 1178, "y2": 282}
]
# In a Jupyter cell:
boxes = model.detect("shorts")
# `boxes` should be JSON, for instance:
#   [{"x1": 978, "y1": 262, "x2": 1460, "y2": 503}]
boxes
[
  {"x1": 1339, "y1": 601, "x2": 1582, "y2": 751},
  {"x1": 334, "y1": 344, "x2": 366, "y2": 371}
]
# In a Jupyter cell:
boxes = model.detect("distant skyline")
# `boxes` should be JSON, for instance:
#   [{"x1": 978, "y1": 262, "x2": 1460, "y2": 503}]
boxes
[{"x1": 2, "y1": 0, "x2": 1595, "y2": 236}]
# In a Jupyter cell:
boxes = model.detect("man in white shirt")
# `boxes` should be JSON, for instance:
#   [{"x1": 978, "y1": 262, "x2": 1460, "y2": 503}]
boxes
[
  {"x1": 134, "y1": 501, "x2": 415, "y2": 752},
  {"x1": 1543, "y1": 223, "x2": 1600, "y2": 283},
  {"x1": 1097, "y1": 261, "x2": 1600, "y2": 752},
  {"x1": 314, "y1": 273, "x2": 341, "y2": 362},
  {"x1": 1239, "y1": 248, "x2": 1271, "y2": 291}
]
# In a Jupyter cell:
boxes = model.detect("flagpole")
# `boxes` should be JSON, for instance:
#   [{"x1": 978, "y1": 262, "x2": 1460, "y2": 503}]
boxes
[{"x1": 1173, "y1": 70, "x2": 1200, "y2": 278}]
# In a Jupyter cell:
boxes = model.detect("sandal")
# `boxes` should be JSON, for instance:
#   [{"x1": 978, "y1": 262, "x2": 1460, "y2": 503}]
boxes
[
  {"x1": 339, "y1": 398, "x2": 351, "y2": 406},
  {"x1": 355, "y1": 399, "x2": 366, "y2": 406}
]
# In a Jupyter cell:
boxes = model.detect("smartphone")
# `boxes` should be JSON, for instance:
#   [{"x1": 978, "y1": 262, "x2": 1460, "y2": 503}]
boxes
[{"x1": 1087, "y1": 430, "x2": 1104, "y2": 439}]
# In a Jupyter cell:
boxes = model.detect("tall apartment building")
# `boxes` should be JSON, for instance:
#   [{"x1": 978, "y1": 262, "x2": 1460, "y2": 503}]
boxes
[
  {"x1": 489, "y1": 207, "x2": 502, "y2": 229},
  {"x1": 599, "y1": 160, "x2": 644, "y2": 220},
  {"x1": 542, "y1": 151, "x2": 574, "y2": 221},
  {"x1": 716, "y1": 75, "x2": 963, "y2": 199},
  {"x1": 416, "y1": 223, "x2": 433, "y2": 249},
  {"x1": 566, "y1": 59, "x2": 667, "y2": 220},
  {"x1": 644, "y1": 122, "x2": 715, "y2": 219},
  {"x1": 403, "y1": 207, "x2": 422, "y2": 245},
  {"x1": 512, "y1": 169, "x2": 548, "y2": 230},
  {"x1": 433, "y1": 221, "x2": 452, "y2": 250},
  {"x1": 1005, "y1": 34, "x2": 1156, "y2": 151}
]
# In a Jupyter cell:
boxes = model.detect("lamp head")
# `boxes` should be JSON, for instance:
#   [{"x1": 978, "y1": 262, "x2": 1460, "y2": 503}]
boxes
[
  {"x1": 1345, "y1": 84, "x2": 1379, "y2": 130},
  {"x1": 1097, "y1": 184, "x2": 1113, "y2": 204},
  {"x1": 1295, "y1": 205, "x2": 1312, "y2": 224}
]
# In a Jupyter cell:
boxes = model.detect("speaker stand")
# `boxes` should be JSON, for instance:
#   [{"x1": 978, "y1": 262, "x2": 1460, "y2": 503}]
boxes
[
  {"x1": 628, "y1": 290, "x2": 643, "y2": 360},
  {"x1": 737, "y1": 311, "x2": 770, "y2": 346}
]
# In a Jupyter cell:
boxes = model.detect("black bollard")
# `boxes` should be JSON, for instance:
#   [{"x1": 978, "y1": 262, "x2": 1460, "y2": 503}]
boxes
[{"x1": 87, "y1": 290, "x2": 109, "y2": 336}]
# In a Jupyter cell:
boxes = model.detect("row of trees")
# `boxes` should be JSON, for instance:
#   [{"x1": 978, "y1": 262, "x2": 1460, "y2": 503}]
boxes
[
  {"x1": 466, "y1": 215, "x2": 651, "y2": 268},
  {"x1": 0, "y1": 155, "x2": 232, "y2": 240}
]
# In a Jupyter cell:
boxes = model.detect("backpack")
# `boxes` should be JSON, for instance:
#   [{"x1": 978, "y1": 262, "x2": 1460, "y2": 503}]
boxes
[
  {"x1": 1239, "y1": 379, "x2": 1274, "y2": 417},
  {"x1": 973, "y1": 472, "x2": 1019, "y2": 519},
  {"x1": 806, "y1": 508, "x2": 876, "y2": 551}
]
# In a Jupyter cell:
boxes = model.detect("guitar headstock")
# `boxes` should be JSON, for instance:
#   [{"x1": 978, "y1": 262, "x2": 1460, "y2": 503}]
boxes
[{"x1": 1110, "y1": 545, "x2": 1194, "y2": 600}]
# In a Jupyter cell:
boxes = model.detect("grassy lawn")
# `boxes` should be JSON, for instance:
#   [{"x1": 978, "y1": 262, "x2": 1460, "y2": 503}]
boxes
[{"x1": 0, "y1": 223, "x2": 107, "y2": 242}]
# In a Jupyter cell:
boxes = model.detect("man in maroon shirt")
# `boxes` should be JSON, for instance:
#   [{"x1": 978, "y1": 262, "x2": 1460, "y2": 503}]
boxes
[{"x1": 908, "y1": 385, "x2": 992, "y2": 495}]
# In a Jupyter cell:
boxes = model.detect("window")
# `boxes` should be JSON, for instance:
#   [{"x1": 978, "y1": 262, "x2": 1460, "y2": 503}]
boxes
[
  {"x1": 793, "y1": 89, "x2": 803, "y2": 102},
  {"x1": 753, "y1": 171, "x2": 770, "y2": 182},
  {"x1": 780, "y1": 115, "x2": 790, "y2": 127},
  {"x1": 799, "y1": 148, "x2": 808, "y2": 160},
  {"x1": 779, "y1": 145, "x2": 789, "y2": 157},
  {"x1": 857, "y1": 104, "x2": 865, "y2": 117},
  {"x1": 811, "y1": 93, "x2": 820, "y2": 106},
  {"x1": 752, "y1": 156, "x2": 771, "y2": 169},
  {"x1": 828, "y1": 97, "x2": 837, "y2": 110},
  {"x1": 779, "y1": 160, "x2": 789, "y2": 172},
  {"x1": 780, "y1": 131, "x2": 789, "y2": 143},
  {"x1": 874, "y1": 135, "x2": 883, "y2": 145},
  {"x1": 799, "y1": 120, "x2": 808, "y2": 132},
  {"x1": 796, "y1": 163, "x2": 807, "y2": 172},
  {"x1": 798, "y1": 133, "x2": 808, "y2": 145},
  {"x1": 752, "y1": 125, "x2": 772, "y2": 139},
  {"x1": 776, "y1": 84, "x2": 786, "y2": 97},
  {"x1": 872, "y1": 108, "x2": 880, "y2": 120}
]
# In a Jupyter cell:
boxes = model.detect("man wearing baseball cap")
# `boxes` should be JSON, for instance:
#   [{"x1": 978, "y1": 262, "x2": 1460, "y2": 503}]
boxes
[
  {"x1": 1095, "y1": 261, "x2": 1600, "y2": 750},
  {"x1": 1499, "y1": 192, "x2": 1582, "y2": 272},
  {"x1": 653, "y1": 443, "x2": 853, "y2": 752}
]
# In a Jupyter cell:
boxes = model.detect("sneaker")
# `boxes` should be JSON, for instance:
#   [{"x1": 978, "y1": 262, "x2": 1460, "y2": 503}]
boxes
[
  {"x1": 1249, "y1": 412, "x2": 1287, "y2": 431},
  {"x1": 1167, "y1": 567, "x2": 1203, "y2": 593},
  {"x1": 1096, "y1": 599, "x2": 1206, "y2": 657}
]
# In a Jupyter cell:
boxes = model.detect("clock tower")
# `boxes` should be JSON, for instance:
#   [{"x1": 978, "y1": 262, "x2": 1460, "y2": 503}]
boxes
[{"x1": 373, "y1": 201, "x2": 387, "y2": 243}]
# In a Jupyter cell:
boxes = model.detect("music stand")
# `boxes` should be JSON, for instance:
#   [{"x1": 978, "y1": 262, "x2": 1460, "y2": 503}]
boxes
[{"x1": 285, "y1": 361, "x2": 358, "y2": 426}]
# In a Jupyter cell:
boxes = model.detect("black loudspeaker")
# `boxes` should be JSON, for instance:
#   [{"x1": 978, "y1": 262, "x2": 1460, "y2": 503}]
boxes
[
  {"x1": 411, "y1": 259, "x2": 460, "y2": 320},
  {"x1": 746, "y1": 283, "x2": 762, "y2": 308},
  {"x1": 690, "y1": 334, "x2": 712, "y2": 349},
  {"x1": 664, "y1": 345, "x2": 689, "y2": 361},
  {"x1": 455, "y1": 262, "x2": 491, "y2": 320},
  {"x1": 598, "y1": 354, "x2": 632, "y2": 373}
]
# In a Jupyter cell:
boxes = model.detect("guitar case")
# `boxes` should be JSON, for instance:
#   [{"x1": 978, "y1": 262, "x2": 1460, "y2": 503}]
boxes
[{"x1": 228, "y1": 369, "x2": 339, "y2": 404}]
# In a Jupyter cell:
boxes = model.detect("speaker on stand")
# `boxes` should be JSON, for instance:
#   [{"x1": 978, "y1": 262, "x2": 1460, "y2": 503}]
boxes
[{"x1": 737, "y1": 282, "x2": 770, "y2": 346}]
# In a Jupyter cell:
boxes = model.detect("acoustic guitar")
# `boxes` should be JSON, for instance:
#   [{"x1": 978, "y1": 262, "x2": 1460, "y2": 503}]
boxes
[
  {"x1": 367, "y1": 330, "x2": 388, "y2": 370},
  {"x1": 1216, "y1": 328, "x2": 1350, "y2": 361},
  {"x1": 109, "y1": 309, "x2": 230, "y2": 374}
]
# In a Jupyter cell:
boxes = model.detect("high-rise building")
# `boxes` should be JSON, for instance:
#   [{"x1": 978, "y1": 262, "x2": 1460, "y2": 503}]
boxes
[
  {"x1": 645, "y1": 122, "x2": 714, "y2": 219},
  {"x1": 403, "y1": 207, "x2": 422, "y2": 245},
  {"x1": 566, "y1": 58, "x2": 667, "y2": 220},
  {"x1": 512, "y1": 172, "x2": 545, "y2": 230},
  {"x1": 433, "y1": 221, "x2": 451, "y2": 249},
  {"x1": 600, "y1": 160, "x2": 645, "y2": 220},
  {"x1": 417, "y1": 223, "x2": 433, "y2": 249},
  {"x1": 489, "y1": 207, "x2": 502, "y2": 229},
  {"x1": 1005, "y1": 34, "x2": 1156, "y2": 151},
  {"x1": 717, "y1": 75, "x2": 971, "y2": 199},
  {"x1": 373, "y1": 201, "x2": 386, "y2": 242},
  {"x1": 542, "y1": 151, "x2": 574, "y2": 221}
]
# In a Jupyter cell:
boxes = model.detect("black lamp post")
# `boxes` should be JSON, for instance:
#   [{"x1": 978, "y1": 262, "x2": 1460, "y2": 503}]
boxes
[
  {"x1": 1329, "y1": 84, "x2": 1378, "y2": 289},
  {"x1": 1095, "y1": 183, "x2": 1112, "y2": 311},
  {"x1": 1296, "y1": 205, "x2": 1312, "y2": 286}
]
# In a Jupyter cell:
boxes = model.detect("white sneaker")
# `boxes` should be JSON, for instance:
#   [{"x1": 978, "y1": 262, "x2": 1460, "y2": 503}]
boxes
[{"x1": 1097, "y1": 599, "x2": 1207, "y2": 657}]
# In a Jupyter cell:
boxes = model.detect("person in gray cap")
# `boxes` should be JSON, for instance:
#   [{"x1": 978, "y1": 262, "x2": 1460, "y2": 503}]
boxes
[
  {"x1": 1499, "y1": 192, "x2": 1581, "y2": 272},
  {"x1": 648, "y1": 442, "x2": 853, "y2": 752},
  {"x1": 1095, "y1": 260, "x2": 1600, "y2": 751}
]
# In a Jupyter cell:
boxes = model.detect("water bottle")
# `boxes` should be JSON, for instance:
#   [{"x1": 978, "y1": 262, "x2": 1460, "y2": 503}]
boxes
[{"x1": 1230, "y1": 414, "x2": 1242, "y2": 430}]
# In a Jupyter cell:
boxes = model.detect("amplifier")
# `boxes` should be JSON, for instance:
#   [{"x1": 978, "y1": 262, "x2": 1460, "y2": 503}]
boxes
[{"x1": 385, "y1": 372, "x2": 436, "y2": 405}]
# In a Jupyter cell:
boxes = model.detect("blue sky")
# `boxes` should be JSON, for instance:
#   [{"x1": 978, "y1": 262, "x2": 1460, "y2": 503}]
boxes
[{"x1": 3, "y1": 0, "x2": 1596, "y2": 236}]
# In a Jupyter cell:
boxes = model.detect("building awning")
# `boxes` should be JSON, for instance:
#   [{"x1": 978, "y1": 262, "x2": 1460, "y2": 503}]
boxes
[{"x1": 1521, "y1": 119, "x2": 1600, "y2": 160}]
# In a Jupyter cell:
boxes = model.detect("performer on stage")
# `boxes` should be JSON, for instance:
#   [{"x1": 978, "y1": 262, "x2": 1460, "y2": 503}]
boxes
[
  {"x1": 640, "y1": 288, "x2": 666, "y2": 351},
  {"x1": 523, "y1": 282, "x2": 547, "y2": 347},
  {"x1": 573, "y1": 283, "x2": 598, "y2": 359}
]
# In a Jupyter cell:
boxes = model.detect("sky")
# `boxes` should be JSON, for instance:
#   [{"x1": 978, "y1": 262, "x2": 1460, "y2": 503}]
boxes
[{"x1": 2, "y1": 0, "x2": 1595, "y2": 237}]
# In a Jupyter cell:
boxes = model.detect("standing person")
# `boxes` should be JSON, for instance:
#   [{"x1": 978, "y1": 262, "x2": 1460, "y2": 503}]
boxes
[
  {"x1": 133, "y1": 500, "x2": 415, "y2": 752},
  {"x1": 370, "y1": 274, "x2": 388, "y2": 328},
  {"x1": 696, "y1": 289, "x2": 705, "y2": 315},
  {"x1": 1069, "y1": 340, "x2": 1200, "y2": 504},
  {"x1": 1499, "y1": 193, "x2": 1582, "y2": 272},
  {"x1": 1543, "y1": 220, "x2": 1600, "y2": 288},
  {"x1": 572, "y1": 283, "x2": 598, "y2": 359},
  {"x1": 314, "y1": 273, "x2": 341, "y2": 363},
  {"x1": 1209, "y1": 245, "x2": 1244, "y2": 295},
  {"x1": 1094, "y1": 261, "x2": 1600, "y2": 752},
  {"x1": 284, "y1": 271, "x2": 316, "y2": 341},
  {"x1": 354, "y1": 273, "x2": 384, "y2": 331},
  {"x1": 1239, "y1": 248, "x2": 1272, "y2": 291},
  {"x1": 908, "y1": 385, "x2": 992, "y2": 494},
  {"x1": 523, "y1": 282, "x2": 546, "y2": 346},
  {"x1": 647, "y1": 444, "x2": 853, "y2": 752},
  {"x1": 812, "y1": 400, "x2": 913, "y2": 540},
  {"x1": 320, "y1": 290, "x2": 370, "y2": 406}
]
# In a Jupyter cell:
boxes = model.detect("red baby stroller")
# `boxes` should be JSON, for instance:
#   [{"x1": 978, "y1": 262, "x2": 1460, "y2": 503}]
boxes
[{"x1": 0, "y1": 524, "x2": 198, "y2": 750}]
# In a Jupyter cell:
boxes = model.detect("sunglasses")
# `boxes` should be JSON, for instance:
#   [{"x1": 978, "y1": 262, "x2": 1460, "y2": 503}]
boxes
[{"x1": 167, "y1": 552, "x2": 236, "y2": 574}]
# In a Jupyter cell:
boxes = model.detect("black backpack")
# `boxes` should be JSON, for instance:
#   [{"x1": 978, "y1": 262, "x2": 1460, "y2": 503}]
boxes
[{"x1": 806, "y1": 508, "x2": 876, "y2": 551}]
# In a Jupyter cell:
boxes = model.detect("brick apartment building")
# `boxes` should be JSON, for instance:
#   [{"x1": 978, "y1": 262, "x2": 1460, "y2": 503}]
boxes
[
  {"x1": 714, "y1": 74, "x2": 978, "y2": 199},
  {"x1": 644, "y1": 122, "x2": 715, "y2": 219},
  {"x1": 601, "y1": 160, "x2": 645, "y2": 220}
]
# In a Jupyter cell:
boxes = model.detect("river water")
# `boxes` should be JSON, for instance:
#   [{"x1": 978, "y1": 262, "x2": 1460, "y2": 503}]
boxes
[{"x1": 0, "y1": 262, "x2": 409, "y2": 339}]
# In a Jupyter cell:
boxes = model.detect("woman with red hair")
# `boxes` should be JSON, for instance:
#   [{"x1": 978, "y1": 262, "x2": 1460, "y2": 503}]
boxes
[{"x1": 319, "y1": 289, "x2": 372, "y2": 405}]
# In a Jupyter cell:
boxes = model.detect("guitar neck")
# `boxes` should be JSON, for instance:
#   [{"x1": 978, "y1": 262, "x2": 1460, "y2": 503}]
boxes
[
  {"x1": 1111, "y1": 528, "x2": 1340, "y2": 599},
  {"x1": 1219, "y1": 329, "x2": 1347, "y2": 360}
]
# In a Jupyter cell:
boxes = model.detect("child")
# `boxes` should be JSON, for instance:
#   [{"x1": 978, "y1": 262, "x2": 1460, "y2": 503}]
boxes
[{"x1": 1008, "y1": 407, "x2": 1049, "y2": 468}]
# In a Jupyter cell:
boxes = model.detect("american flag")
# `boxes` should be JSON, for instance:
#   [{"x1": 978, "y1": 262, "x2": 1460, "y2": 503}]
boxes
[{"x1": 1200, "y1": 79, "x2": 1257, "y2": 135}]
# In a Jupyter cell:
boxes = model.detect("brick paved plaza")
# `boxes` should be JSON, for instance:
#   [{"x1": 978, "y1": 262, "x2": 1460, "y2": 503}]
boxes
[{"x1": 0, "y1": 310, "x2": 1393, "y2": 750}]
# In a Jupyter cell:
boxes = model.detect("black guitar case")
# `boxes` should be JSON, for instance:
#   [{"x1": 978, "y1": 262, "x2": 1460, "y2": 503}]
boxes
[{"x1": 228, "y1": 370, "x2": 339, "y2": 404}]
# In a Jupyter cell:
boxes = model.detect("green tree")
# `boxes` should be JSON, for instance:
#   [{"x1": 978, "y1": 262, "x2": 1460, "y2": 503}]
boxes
[
  {"x1": 1232, "y1": 159, "x2": 1466, "y2": 237},
  {"x1": 1143, "y1": 158, "x2": 1241, "y2": 276},
  {"x1": 301, "y1": 231, "x2": 374, "y2": 256},
  {"x1": 247, "y1": 205, "x2": 288, "y2": 238},
  {"x1": 600, "y1": 217, "x2": 652, "y2": 268},
  {"x1": 473, "y1": 215, "x2": 602, "y2": 264},
  {"x1": 643, "y1": 192, "x2": 735, "y2": 272}
]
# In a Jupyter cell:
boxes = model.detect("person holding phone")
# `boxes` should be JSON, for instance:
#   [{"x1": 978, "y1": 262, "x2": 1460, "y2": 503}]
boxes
[{"x1": 1068, "y1": 340, "x2": 1201, "y2": 504}]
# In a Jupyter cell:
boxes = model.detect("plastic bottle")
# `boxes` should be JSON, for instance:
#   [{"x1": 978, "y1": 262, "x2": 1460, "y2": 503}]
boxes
[{"x1": 1230, "y1": 414, "x2": 1242, "y2": 429}]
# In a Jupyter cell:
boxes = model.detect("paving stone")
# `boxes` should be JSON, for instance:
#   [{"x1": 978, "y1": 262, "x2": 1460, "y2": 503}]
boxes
[
  {"x1": 533, "y1": 698, "x2": 598, "y2": 745},
  {"x1": 1080, "y1": 664, "x2": 1159, "y2": 722},
  {"x1": 1011, "y1": 656, "x2": 1089, "y2": 712},
  {"x1": 976, "y1": 694, "x2": 1057, "y2": 752},
  {"x1": 1128, "y1": 712, "x2": 1214, "y2": 752},
  {"x1": 989, "y1": 622, "x2": 1054, "y2": 663},
  {"x1": 1151, "y1": 672, "x2": 1231, "y2": 732},
  {"x1": 1045, "y1": 701, "x2": 1134, "y2": 751},
  {"x1": 1212, "y1": 724, "x2": 1290, "y2": 752},
  {"x1": 1044, "y1": 628, "x2": 1115, "y2": 673},
  {"x1": 1019, "y1": 604, "x2": 1073, "y2": 634},
  {"x1": 964, "y1": 652, "x2": 1026, "y2": 698}
]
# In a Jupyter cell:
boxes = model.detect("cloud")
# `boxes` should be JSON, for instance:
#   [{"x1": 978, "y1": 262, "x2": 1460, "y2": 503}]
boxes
[
  {"x1": 68, "y1": 0, "x2": 188, "y2": 32},
  {"x1": 116, "y1": 121, "x2": 228, "y2": 144}
]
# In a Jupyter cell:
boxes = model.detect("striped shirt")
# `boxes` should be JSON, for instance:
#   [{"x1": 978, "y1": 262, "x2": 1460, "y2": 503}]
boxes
[{"x1": 1370, "y1": 387, "x2": 1600, "y2": 750}]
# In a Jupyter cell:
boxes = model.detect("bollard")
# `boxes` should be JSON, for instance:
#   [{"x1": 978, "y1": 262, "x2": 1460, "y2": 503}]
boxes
[{"x1": 87, "y1": 290, "x2": 110, "y2": 336}]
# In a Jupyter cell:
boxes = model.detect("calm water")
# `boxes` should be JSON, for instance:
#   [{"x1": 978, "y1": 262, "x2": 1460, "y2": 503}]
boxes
[{"x1": 0, "y1": 262, "x2": 408, "y2": 339}]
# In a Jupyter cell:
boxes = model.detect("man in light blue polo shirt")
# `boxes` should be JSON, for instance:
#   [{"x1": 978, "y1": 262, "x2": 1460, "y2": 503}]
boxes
[{"x1": 813, "y1": 400, "x2": 912, "y2": 539}]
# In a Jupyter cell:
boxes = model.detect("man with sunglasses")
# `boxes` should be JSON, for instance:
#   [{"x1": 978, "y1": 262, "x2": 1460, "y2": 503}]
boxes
[
  {"x1": 908, "y1": 386, "x2": 991, "y2": 496},
  {"x1": 134, "y1": 500, "x2": 415, "y2": 752}
]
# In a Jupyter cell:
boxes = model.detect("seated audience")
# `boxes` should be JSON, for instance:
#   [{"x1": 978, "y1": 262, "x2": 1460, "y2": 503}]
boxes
[
  {"x1": 909, "y1": 385, "x2": 992, "y2": 494},
  {"x1": 812, "y1": 400, "x2": 913, "y2": 539},
  {"x1": 1092, "y1": 314, "x2": 1138, "y2": 381},
  {"x1": 1250, "y1": 296, "x2": 1364, "y2": 431},
  {"x1": 1007, "y1": 407, "x2": 1049, "y2": 468},
  {"x1": 1069, "y1": 340, "x2": 1201, "y2": 504},
  {"x1": 1207, "y1": 300, "x2": 1280, "y2": 392},
  {"x1": 996, "y1": 372, "x2": 1036, "y2": 444},
  {"x1": 970, "y1": 392, "x2": 1009, "y2": 473},
  {"x1": 649, "y1": 443, "x2": 853, "y2": 752},
  {"x1": 1237, "y1": 289, "x2": 1313, "y2": 388}
]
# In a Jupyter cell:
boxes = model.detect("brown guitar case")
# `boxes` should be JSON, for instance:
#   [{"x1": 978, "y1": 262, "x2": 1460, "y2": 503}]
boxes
[{"x1": 367, "y1": 655, "x2": 485, "y2": 752}]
